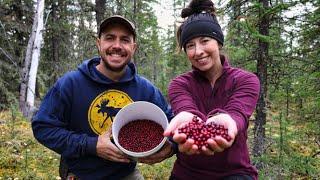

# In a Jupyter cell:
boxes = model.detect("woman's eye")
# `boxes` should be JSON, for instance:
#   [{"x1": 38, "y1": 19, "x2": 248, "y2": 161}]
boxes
[
  {"x1": 186, "y1": 44, "x2": 194, "y2": 49},
  {"x1": 201, "y1": 39, "x2": 210, "y2": 43}
]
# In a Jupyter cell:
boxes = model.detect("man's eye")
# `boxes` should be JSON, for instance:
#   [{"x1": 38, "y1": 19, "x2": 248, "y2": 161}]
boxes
[
  {"x1": 103, "y1": 36, "x2": 113, "y2": 41},
  {"x1": 122, "y1": 38, "x2": 130, "y2": 43}
]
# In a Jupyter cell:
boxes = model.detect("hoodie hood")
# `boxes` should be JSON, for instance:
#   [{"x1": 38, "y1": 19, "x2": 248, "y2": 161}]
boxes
[{"x1": 78, "y1": 57, "x2": 136, "y2": 85}]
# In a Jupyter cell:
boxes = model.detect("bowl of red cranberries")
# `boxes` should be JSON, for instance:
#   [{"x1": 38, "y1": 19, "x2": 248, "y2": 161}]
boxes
[{"x1": 112, "y1": 101, "x2": 168, "y2": 158}]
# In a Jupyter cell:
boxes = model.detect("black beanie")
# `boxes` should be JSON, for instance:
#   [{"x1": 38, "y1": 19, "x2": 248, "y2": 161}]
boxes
[{"x1": 180, "y1": 12, "x2": 224, "y2": 50}]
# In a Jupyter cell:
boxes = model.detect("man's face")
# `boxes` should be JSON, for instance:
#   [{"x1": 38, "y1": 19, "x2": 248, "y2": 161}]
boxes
[{"x1": 96, "y1": 23, "x2": 136, "y2": 72}]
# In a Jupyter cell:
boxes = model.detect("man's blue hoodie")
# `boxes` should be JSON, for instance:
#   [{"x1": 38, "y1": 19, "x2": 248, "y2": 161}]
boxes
[{"x1": 32, "y1": 57, "x2": 173, "y2": 179}]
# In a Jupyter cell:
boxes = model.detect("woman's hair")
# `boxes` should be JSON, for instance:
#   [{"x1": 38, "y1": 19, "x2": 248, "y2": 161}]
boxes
[
  {"x1": 181, "y1": 0, "x2": 216, "y2": 18},
  {"x1": 176, "y1": 0, "x2": 223, "y2": 51}
]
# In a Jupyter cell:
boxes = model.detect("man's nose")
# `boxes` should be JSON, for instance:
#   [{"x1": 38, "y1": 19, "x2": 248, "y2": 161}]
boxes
[{"x1": 112, "y1": 39, "x2": 122, "y2": 48}]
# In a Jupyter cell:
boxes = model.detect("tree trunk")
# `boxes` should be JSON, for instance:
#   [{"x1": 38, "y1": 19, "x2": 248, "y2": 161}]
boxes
[
  {"x1": 132, "y1": 0, "x2": 137, "y2": 65},
  {"x1": 152, "y1": 50, "x2": 157, "y2": 83},
  {"x1": 25, "y1": 0, "x2": 45, "y2": 119},
  {"x1": 116, "y1": 0, "x2": 123, "y2": 14},
  {"x1": 15, "y1": 0, "x2": 25, "y2": 62},
  {"x1": 95, "y1": 0, "x2": 106, "y2": 33},
  {"x1": 51, "y1": 1, "x2": 60, "y2": 82},
  {"x1": 19, "y1": 1, "x2": 38, "y2": 117},
  {"x1": 253, "y1": 0, "x2": 269, "y2": 163}
]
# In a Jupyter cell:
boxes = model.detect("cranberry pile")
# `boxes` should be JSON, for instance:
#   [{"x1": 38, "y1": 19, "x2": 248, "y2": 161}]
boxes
[
  {"x1": 118, "y1": 119, "x2": 164, "y2": 152},
  {"x1": 178, "y1": 116, "x2": 231, "y2": 149}
]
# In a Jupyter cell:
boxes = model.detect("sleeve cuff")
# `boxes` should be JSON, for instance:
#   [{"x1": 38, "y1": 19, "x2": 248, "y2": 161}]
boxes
[
  {"x1": 187, "y1": 110, "x2": 206, "y2": 122},
  {"x1": 207, "y1": 109, "x2": 228, "y2": 118},
  {"x1": 86, "y1": 136, "x2": 98, "y2": 155},
  {"x1": 168, "y1": 137, "x2": 178, "y2": 154},
  {"x1": 207, "y1": 108, "x2": 246, "y2": 132}
]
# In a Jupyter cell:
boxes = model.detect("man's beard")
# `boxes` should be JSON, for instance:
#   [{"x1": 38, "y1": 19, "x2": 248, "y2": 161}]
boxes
[{"x1": 102, "y1": 58, "x2": 129, "y2": 72}]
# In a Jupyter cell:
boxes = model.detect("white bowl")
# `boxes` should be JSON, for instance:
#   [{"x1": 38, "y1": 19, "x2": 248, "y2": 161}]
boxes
[{"x1": 112, "y1": 101, "x2": 168, "y2": 158}]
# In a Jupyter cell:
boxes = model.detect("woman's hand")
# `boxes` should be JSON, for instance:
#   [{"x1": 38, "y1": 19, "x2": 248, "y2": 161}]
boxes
[
  {"x1": 164, "y1": 111, "x2": 201, "y2": 155},
  {"x1": 201, "y1": 113, "x2": 238, "y2": 155}
]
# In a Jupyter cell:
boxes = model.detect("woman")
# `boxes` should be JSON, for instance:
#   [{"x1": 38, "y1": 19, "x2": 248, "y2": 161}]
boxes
[{"x1": 164, "y1": 0, "x2": 260, "y2": 179}]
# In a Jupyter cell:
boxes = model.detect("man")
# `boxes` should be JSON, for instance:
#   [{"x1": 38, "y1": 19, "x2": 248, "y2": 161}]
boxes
[{"x1": 32, "y1": 15, "x2": 175, "y2": 179}]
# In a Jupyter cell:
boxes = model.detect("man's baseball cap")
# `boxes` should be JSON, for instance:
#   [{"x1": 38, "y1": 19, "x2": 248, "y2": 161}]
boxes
[{"x1": 98, "y1": 15, "x2": 136, "y2": 40}]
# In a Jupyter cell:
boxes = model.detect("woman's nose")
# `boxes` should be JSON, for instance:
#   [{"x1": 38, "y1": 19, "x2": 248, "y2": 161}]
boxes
[{"x1": 194, "y1": 44, "x2": 204, "y2": 56}]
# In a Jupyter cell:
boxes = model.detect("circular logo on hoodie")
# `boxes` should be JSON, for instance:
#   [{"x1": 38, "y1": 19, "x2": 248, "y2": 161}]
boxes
[{"x1": 88, "y1": 90, "x2": 133, "y2": 135}]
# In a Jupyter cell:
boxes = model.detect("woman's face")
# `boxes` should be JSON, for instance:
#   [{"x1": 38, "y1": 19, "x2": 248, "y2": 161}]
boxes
[{"x1": 185, "y1": 36, "x2": 220, "y2": 72}]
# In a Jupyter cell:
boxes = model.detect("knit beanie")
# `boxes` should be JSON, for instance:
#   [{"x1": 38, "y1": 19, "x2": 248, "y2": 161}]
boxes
[{"x1": 180, "y1": 12, "x2": 224, "y2": 49}]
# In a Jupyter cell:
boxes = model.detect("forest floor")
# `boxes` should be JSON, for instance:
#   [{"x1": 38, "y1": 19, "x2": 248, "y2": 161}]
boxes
[
  {"x1": 0, "y1": 110, "x2": 174, "y2": 179},
  {"x1": 0, "y1": 110, "x2": 319, "y2": 179}
]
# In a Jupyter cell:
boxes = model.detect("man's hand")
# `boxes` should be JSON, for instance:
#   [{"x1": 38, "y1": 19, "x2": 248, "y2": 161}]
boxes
[
  {"x1": 138, "y1": 140, "x2": 175, "y2": 165},
  {"x1": 201, "y1": 113, "x2": 238, "y2": 155},
  {"x1": 96, "y1": 129, "x2": 130, "y2": 163}
]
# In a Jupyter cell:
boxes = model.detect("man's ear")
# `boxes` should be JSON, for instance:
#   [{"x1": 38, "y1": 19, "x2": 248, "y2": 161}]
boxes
[
  {"x1": 96, "y1": 38, "x2": 101, "y2": 51},
  {"x1": 132, "y1": 42, "x2": 138, "y2": 53}
]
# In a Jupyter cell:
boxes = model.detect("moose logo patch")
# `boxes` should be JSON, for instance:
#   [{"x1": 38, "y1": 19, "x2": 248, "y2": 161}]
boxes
[{"x1": 88, "y1": 90, "x2": 133, "y2": 135}]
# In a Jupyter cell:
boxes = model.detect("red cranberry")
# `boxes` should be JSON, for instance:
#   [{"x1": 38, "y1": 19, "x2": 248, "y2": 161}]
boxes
[
  {"x1": 177, "y1": 116, "x2": 231, "y2": 150},
  {"x1": 118, "y1": 119, "x2": 164, "y2": 152}
]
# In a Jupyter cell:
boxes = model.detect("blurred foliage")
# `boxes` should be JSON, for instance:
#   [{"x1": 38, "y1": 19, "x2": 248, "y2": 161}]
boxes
[
  {"x1": 0, "y1": 0, "x2": 34, "y2": 110},
  {"x1": 0, "y1": 111, "x2": 60, "y2": 179},
  {"x1": 250, "y1": 111, "x2": 320, "y2": 179}
]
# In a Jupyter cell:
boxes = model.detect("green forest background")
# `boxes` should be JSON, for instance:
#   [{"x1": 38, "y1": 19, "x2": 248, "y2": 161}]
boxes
[{"x1": 0, "y1": 0, "x2": 319, "y2": 179}]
